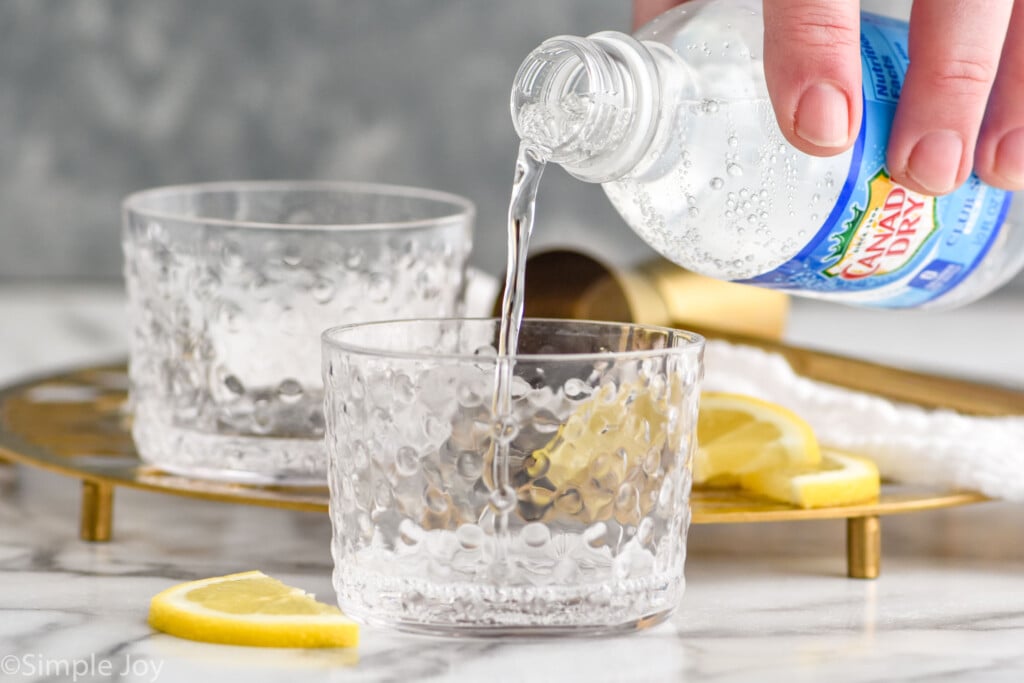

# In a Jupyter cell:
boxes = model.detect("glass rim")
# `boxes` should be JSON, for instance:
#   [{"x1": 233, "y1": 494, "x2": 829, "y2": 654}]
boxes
[
  {"x1": 321, "y1": 317, "x2": 705, "y2": 363},
  {"x1": 122, "y1": 180, "x2": 476, "y2": 232}
]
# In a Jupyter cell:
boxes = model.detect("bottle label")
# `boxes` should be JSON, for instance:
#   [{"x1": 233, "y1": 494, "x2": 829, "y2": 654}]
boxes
[{"x1": 742, "y1": 12, "x2": 1012, "y2": 307}]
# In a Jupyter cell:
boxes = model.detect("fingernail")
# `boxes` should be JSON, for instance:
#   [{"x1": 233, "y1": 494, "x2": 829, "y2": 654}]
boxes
[
  {"x1": 906, "y1": 130, "x2": 964, "y2": 195},
  {"x1": 994, "y1": 127, "x2": 1024, "y2": 187},
  {"x1": 794, "y1": 81, "x2": 851, "y2": 148}
]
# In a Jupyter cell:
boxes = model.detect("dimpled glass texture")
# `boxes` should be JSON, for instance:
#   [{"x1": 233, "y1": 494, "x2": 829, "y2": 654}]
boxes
[
  {"x1": 123, "y1": 182, "x2": 473, "y2": 484},
  {"x1": 322, "y1": 318, "x2": 704, "y2": 635}
]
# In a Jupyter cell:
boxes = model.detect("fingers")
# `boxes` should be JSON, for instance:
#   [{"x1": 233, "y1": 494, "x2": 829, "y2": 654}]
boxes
[
  {"x1": 975, "y1": 1, "x2": 1024, "y2": 190},
  {"x1": 633, "y1": 0, "x2": 683, "y2": 30},
  {"x1": 886, "y1": 0, "x2": 1013, "y2": 195},
  {"x1": 762, "y1": 0, "x2": 862, "y2": 156}
]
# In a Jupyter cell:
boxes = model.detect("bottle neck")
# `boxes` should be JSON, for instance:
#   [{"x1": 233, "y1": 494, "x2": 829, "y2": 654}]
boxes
[{"x1": 511, "y1": 31, "x2": 662, "y2": 183}]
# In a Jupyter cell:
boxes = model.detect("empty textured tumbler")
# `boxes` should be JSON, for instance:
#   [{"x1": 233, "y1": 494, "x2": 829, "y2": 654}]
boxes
[{"x1": 123, "y1": 181, "x2": 474, "y2": 484}]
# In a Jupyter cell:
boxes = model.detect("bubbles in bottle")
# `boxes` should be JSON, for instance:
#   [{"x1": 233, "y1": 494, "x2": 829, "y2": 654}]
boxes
[{"x1": 585, "y1": 27, "x2": 860, "y2": 287}]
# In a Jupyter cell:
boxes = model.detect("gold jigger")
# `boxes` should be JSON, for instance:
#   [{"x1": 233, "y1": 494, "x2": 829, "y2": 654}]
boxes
[{"x1": 495, "y1": 249, "x2": 789, "y2": 339}]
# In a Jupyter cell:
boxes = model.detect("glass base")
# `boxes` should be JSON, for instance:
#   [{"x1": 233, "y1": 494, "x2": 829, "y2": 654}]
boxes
[
  {"x1": 132, "y1": 415, "x2": 326, "y2": 486},
  {"x1": 343, "y1": 605, "x2": 675, "y2": 638},
  {"x1": 334, "y1": 565, "x2": 684, "y2": 637}
]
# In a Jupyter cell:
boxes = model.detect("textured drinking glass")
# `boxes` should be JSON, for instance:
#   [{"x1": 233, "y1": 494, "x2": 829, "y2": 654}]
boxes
[
  {"x1": 323, "y1": 318, "x2": 704, "y2": 635},
  {"x1": 123, "y1": 182, "x2": 474, "y2": 485}
]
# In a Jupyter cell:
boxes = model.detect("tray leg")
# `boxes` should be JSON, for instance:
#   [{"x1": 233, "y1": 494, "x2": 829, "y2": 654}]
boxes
[
  {"x1": 80, "y1": 480, "x2": 113, "y2": 542},
  {"x1": 847, "y1": 515, "x2": 880, "y2": 579},
  {"x1": 0, "y1": 456, "x2": 16, "y2": 493}
]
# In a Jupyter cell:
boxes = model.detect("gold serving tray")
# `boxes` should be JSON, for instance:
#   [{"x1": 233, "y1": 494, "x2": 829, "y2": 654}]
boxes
[{"x1": 1, "y1": 352, "x2": 1011, "y2": 579}]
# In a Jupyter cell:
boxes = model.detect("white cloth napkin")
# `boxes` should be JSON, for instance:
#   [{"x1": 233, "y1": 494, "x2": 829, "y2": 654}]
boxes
[{"x1": 703, "y1": 340, "x2": 1024, "y2": 501}]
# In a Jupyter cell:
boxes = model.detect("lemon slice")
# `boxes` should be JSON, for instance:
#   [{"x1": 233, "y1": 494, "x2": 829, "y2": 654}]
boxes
[
  {"x1": 532, "y1": 381, "x2": 668, "y2": 478},
  {"x1": 695, "y1": 392, "x2": 820, "y2": 484},
  {"x1": 740, "y1": 450, "x2": 881, "y2": 508},
  {"x1": 528, "y1": 378, "x2": 675, "y2": 523},
  {"x1": 148, "y1": 571, "x2": 359, "y2": 648}
]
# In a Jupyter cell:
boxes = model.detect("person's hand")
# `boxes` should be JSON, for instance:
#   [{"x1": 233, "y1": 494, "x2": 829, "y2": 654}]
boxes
[{"x1": 633, "y1": 0, "x2": 1024, "y2": 195}]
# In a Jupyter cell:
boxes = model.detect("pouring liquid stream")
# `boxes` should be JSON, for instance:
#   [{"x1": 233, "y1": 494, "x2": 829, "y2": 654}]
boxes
[{"x1": 489, "y1": 142, "x2": 546, "y2": 564}]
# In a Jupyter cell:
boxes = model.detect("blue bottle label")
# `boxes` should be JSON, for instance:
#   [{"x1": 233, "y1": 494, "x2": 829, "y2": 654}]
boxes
[{"x1": 742, "y1": 12, "x2": 1012, "y2": 308}]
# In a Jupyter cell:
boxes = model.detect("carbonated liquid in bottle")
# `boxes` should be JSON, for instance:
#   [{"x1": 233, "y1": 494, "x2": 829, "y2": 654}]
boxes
[{"x1": 510, "y1": 0, "x2": 1023, "y2": 309}]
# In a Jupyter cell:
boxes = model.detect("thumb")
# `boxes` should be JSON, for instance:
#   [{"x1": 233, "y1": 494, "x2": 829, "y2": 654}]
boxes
[{"x1": 763, "y1": 0, "x2": 863, "y2": 156}]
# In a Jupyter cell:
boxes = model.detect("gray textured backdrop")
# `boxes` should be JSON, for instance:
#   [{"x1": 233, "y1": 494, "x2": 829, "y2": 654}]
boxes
[{"x1": 0, "y1": 0, "x2": 650, "y2": 281}]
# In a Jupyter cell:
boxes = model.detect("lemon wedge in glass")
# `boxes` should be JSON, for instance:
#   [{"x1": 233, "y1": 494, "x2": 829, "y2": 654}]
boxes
[
  {"x1": 527, "y1": 378, "x2": 677, "y2": 524},
  {"x1": 148, "y1": 571, "x2": 359, "y2": 648},
  {"x1": 740, "y1": 450, "x2": 881, "y2": 508},
  {"x1": 695, "y1": 392, "x2": 821, "y2": 484}
]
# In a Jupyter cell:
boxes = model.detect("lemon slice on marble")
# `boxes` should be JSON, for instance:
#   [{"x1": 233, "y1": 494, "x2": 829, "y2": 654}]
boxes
[
  {"x1": 148, "y1": 571, "x2": 358, "y2": 648},
  {"x1": 695, "y1": 392, "x2": 820, "y2": 484},
  {"x1": 740, "y1": 450, "x2": 881, "y2": 508}
]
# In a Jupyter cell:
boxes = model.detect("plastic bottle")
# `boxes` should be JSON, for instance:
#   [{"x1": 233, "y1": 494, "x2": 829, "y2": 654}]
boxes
[{"x1": 510, "y1": 0, "x2": 1023, "y2": 309}]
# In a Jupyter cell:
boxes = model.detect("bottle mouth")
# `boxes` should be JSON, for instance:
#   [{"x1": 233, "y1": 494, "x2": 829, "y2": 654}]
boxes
[
  {"x1": 510, "y1": 36, "x2": 626, "y2": 163},
  {"x1": 510, "y1": 32, "x2": 662, "y2": 183}
]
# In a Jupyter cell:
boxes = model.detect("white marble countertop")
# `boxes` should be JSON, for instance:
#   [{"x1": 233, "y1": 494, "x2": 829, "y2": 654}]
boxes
[{"x1": 1, "y1": 285, "x2": 1023, "y2": 682}]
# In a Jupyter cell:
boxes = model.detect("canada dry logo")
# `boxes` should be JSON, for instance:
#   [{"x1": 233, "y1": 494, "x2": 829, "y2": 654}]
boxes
[{"x1": 824, "y1": 169, "x2": 938, "y2": 280}]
